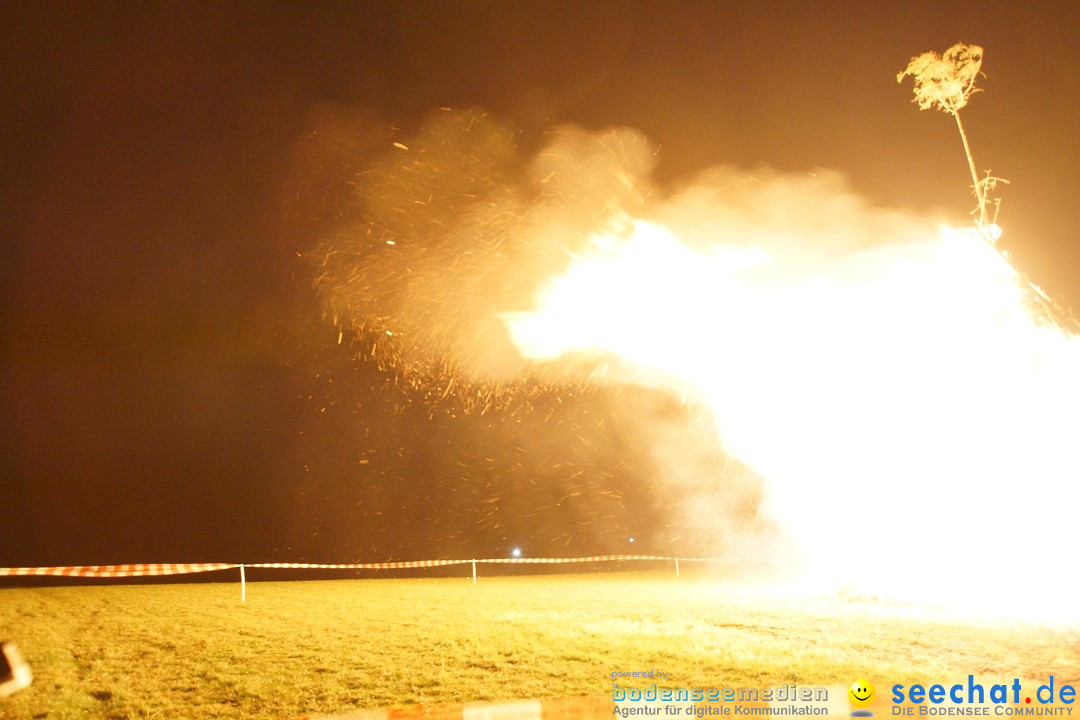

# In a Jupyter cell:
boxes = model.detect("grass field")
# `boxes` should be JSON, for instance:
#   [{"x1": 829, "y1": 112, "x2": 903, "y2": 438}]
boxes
[{"x1": 1, "y1": 570, "x2": 1078, "y2": 719}]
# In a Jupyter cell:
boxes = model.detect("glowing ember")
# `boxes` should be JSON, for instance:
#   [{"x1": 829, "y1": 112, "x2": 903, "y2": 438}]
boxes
[{"x1": 505, "y1": 213, "x2": 1080, "y2": 621}]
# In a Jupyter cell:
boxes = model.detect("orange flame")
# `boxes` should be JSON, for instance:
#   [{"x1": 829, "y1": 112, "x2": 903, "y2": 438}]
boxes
[{"x1": 505, "y1": 214, "x2": 1080, "y2": 622}]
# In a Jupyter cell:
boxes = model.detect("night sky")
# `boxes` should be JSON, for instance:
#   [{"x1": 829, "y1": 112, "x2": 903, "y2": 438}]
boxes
[{"x1": 3, "y1": 1, "x2": 1079, "y2": 568}]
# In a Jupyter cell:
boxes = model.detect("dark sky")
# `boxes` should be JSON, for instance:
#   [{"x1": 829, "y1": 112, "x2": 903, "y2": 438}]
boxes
[{"x1": 3, "y1": 1, "x2": 1078, "y2": 567}]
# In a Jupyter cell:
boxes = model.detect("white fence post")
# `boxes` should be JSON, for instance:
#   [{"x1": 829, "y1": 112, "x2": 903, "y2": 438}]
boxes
[
  {"x1": 674, "y1": 557, "x2": 680, "y2": 579},
  {"x1": 471, "y1": 559, "x2": 477, "y2": 584},
  {"x1": 240, "y1": 564, "x2": 246, "y2": 603}
]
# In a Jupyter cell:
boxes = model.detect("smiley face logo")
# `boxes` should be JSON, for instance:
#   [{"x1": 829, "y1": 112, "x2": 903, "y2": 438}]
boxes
[{"x1": 848, "y1": 679, "x2": 876, "y2": 708}]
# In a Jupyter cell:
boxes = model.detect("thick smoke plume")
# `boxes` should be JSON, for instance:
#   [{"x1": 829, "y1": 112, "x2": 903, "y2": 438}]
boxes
[
  {"x1": 305, "y1": 110, "x2": 1080, "y2": 618},
  {"x1": 302, "y1": 108, "x2": 767, "y2": 557},
  {"x1": 309, "y1": 109, "x2": 653, "y2": 390}
]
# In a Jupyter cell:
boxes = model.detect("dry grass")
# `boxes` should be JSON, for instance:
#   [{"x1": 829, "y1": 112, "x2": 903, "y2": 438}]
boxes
[{"x1": 1, "y1": 570, "x2": 1077, "y2": 719}]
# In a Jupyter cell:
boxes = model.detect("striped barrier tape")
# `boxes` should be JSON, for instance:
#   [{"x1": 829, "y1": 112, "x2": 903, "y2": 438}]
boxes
[
  {"x1": 471, "y1": 554, "x2": 666, "y2": 564},
  {"x1": 248, "y1": 555, "x2": 674, "y2": 569},
  {"x1": 0, "y1": 555, "x2": 775, "y2": 579},
  {"x1": 674, "y1": 556, "x2": 777, "y2": 562},
  {"x1": 247, "y1": 560, "x2": 471, "y2": 570},
  {"x1": 0, "y1": 563, "x2": 238, "y2": 578}
]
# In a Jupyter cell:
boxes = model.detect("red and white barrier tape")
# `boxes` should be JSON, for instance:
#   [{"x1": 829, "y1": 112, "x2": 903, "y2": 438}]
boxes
[
  {"x1": 674, "y1": 556, "x2": 777, "y2": 563},
  {"x1": 0, "y1": 555, "x2": 773, "y2": 579},
  {"x1": 247, "y1": 559, "x2": 471, "y2": 570},
  {"x1": 0, "y1": 563, "x2": 238, "y2": 578},
  {"x1": 473, "y1": 554, "x2": 666, "y2": 564}
]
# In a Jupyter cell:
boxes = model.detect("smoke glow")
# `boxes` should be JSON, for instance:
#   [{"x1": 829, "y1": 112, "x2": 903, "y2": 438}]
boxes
[
  {"x1": 310, "y1": 112, "x2": 1080, "y2": 620},
  {"x1": 506, "y1": 211, "x2": 1080, "y2": 620}
]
